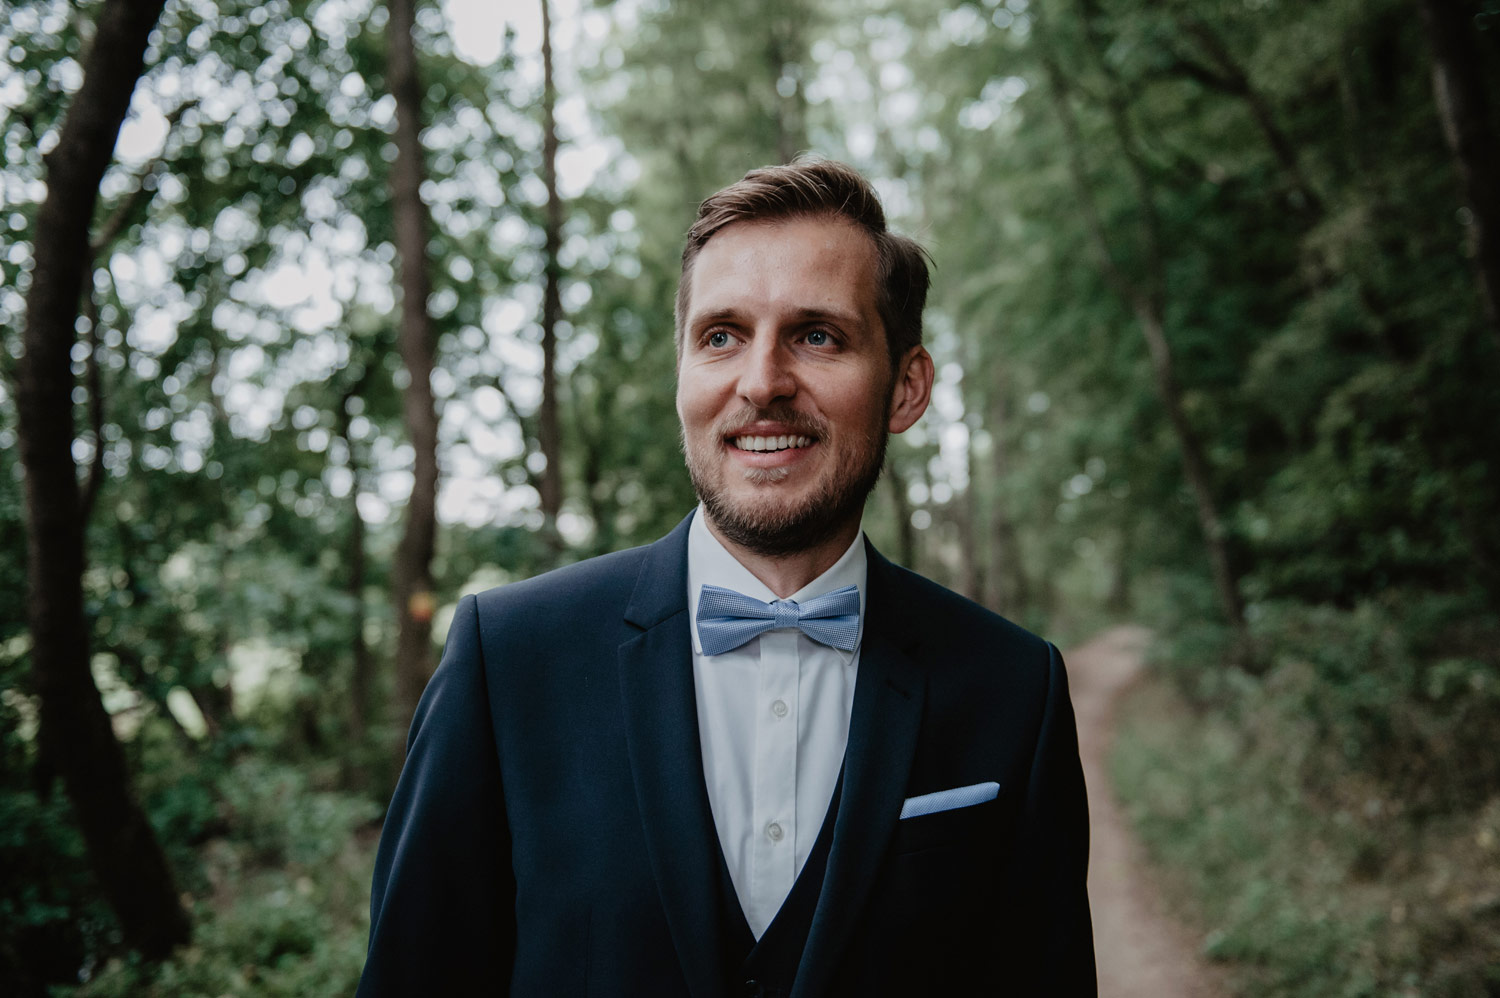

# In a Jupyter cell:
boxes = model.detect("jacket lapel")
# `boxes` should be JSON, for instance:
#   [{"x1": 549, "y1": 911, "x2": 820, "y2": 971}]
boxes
[
  {"x1": 617, "y1": 514, "x2": 727, "y2": 998},
  {"x1": 793, "y1": 545, "x2": 927, "y2": 998}
]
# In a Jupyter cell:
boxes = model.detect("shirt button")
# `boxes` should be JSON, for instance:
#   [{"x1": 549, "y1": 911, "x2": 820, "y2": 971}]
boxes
[
  {"x1": 770, "y1": 698, "x2": 788, "y2": 718},
  {"x1": 766, "y1": 821, "x2": 784, "y2": 842}
]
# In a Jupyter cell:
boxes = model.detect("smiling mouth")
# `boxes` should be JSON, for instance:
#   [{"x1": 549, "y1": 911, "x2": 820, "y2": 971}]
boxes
[{"x1": 731, "y1": 434, "x2": 815, "y2": 453}]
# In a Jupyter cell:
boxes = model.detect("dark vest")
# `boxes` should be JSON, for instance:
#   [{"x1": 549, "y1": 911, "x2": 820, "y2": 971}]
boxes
[{"x1": 713, "y1": 775, "x2": 844, "y2": 998}]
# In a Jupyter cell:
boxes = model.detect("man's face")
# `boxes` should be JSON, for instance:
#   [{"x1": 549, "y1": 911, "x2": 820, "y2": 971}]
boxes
[{"x1": 676, "y1": 216, "x2": 930, "y2": 556}]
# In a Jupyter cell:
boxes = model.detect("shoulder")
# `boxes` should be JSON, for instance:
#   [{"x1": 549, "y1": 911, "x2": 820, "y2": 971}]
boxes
[
  {"x1": 868, "y1": 552, "x2": 1062, "y2": 703},
  {"x1": 872, "y1": 553, "x2": 1051, "y2": 657},
  {"x1": 470, "y1": 542, "x2": 651, "y2": 621},
  {"x1": 443, "y1": 544, "x2": 660, "y2": 669}
]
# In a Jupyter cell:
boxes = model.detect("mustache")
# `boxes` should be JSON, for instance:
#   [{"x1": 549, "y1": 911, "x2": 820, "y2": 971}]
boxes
[{"x1": 716, "y1": 405, "x2": 828, "y2": 439}]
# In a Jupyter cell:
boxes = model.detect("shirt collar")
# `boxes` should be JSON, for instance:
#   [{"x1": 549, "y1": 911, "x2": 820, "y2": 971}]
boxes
[{"x1": 687, "y1": 505, "x2": 867, "y2": 662}]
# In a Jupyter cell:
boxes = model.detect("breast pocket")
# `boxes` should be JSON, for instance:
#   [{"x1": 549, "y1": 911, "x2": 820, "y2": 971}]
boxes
[
  {"x1": 872, "y1": 793, "x2": 1008, "y2": 963},
  {"x1": 891, "y1": 793, "x2": 1004, "y2": 856}
]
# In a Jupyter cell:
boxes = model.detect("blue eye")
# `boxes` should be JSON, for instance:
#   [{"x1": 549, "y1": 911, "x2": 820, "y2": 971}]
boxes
[
  {"x1": 708, "y1": 330, "x2": 730, "y2": 348},
  {"x1": 806, "y1": 329, "x2": 829, "y2": 346}
]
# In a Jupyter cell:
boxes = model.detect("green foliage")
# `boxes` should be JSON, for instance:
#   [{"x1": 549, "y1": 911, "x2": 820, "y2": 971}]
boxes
[
  {"x1": 56, "y1": 752, "x2": 379, "y2": 998},
  {"x1": 0, "y1": 775, "x2": 117, "y2": 994},
  {"x1": 1252, "y1": 595, "x2": 1500, "y2": 812},
  {"x1": 1114, "y1": 662, "x2": 1500, "y2": 997},
  {"x1": 4, "y1": 0, "x2": 1500, "y2": 991}
]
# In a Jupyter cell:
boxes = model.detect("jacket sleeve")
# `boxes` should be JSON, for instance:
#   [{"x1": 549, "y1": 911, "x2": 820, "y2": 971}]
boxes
[
  {"x1": 1008, "y1": 642, "x2": 1097, "y2": 995},
  {"x1": 356, "y1": 595, "x2": 516, "y2": 997}
]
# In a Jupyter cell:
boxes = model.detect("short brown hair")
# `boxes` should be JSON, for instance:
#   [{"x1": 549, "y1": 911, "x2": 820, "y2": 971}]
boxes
[{"x1": 675, "y1": 158, "x2": 930, "y2": 370}]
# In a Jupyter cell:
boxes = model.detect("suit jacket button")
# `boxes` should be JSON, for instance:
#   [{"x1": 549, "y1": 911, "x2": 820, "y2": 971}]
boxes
[{"x1": 743, "y1": 981, "x2": 764, "y2": 998}]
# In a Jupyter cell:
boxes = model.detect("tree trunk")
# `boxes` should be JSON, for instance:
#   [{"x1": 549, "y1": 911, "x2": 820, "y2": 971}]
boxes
[
  {"x1": 951, "y1": 343, "x2": 983, "y2": 605},
  {"x1": 1107, "y1": 527, "x2": 1132, "y2": 614},
  {"x1": 13, "y1": 0, "x2": 189, "y2": 959},
  {"x1": 767, "y1": 19, "x2": 808, "y2": 163},
  {"x1": 201, "y1": 347, "x2": 236, "y2": 733},
  {"x1": 538, "y1": 0, "x2": 564, "y2": 541},
  {"x1": 386, "y1": 0, "x2": 441, "y2": 751},
  {"x1": 885, "y1": 461, "x2": 917, "y2": 569},
  {"x1": 1132, "y1": 303, "x2": 1249, "y2": 648},
  {"x1": 1038, "y1": 21, "x2": 1252, "y2": 665},
  {"x1": 1416, "y1": 0, "x2": 1500, "y2": 350},
  {"x1": 956, "y1": 443, "x2": 982, "y2": 604},
  {"x1": 984, "y1": 389, "x2": 1029, "y2": 615},
  {"x1": 574, "y1": 374, "x2": 613, "y2": 554},
  {"x1": 79, "y1": 285, "x2": 106, "y2": 522},
  {"x1": 338, "y1": 388, "x2": 372, "y2": 787}
]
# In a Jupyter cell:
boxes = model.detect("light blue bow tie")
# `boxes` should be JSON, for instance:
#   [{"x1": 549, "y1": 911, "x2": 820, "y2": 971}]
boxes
[{"x1": 696, "y1": 584, "x2": 861, "y2": 656}]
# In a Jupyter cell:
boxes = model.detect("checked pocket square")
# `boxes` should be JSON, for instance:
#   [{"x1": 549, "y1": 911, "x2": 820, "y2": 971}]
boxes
[{"x1": 899, "y1": 781, "x2": 1000, "y2": 819}]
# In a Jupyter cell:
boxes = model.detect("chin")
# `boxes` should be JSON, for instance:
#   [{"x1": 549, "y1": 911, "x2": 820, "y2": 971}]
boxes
[
  {"x1": 694, "y1": 464, "x2": 884, "y2": 559},
  {"x1": 741, "y1": 466, "x2": 792, "y2": 485}
]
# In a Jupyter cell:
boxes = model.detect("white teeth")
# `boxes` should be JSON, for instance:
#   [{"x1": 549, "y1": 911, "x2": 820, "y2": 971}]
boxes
[{"x1": 734, "y1": 434, "x2": 812, "y2": 452}]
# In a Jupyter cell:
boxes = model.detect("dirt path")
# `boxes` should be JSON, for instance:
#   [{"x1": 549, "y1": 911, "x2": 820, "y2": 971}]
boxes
[{"x1": 1066, "y1": 626, "x2": 1227, "y2": 998}]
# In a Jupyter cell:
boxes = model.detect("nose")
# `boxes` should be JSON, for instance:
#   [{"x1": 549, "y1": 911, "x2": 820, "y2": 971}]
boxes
[{"x1": 737, "y1": 334, "x2": 797, "y2": 408}]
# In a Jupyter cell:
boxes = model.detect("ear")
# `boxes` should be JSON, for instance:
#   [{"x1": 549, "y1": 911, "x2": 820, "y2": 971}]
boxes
[{"x1": 887, "y1": 345, "x2": 934, "y2": 435}]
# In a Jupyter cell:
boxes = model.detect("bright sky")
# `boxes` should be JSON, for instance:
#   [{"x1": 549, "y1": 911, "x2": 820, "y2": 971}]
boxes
[{"x1": 448, "y1": 0, "x2": 563, "y2": 66}]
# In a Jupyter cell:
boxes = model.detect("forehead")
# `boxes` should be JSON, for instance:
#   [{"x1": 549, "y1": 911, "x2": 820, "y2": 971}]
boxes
[{"x1": 685, "y1": 216, "x2": 880, "y2": 323}]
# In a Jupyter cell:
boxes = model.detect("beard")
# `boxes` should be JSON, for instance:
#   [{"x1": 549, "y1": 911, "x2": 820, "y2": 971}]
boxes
[{"x1": 683, "y1": 403, "x2": 889, "y2": 558}]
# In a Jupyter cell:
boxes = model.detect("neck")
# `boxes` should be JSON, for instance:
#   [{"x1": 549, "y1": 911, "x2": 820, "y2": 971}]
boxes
[{"x1": 703, "y1": 515, "x2": 862, "y2": 599}]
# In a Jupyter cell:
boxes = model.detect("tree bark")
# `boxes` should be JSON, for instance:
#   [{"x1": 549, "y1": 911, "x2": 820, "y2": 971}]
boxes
[
  {"x1": 79, "y1": 286, "x2": 106, "y2": 522},
  {"x1": 885, "y1": 461, "x2": 917, "y2": 570},
  {"x1": 200, "y1": 346, "x2": 236, "y2": 734},
  {"x1": 538, "y1": 0, "x2": 564, "y2": 540},
  {"x1": 386, "y1": 0, "x2": 441, "y2": 751},
  {"x1": 1416, "y1": 0, "x2": 1500, "y2": 350},
  {"x1": 338, "y1": 386, "x2": 372, "y2": 788},
  {"x1": 13, "y1": 0, "x2": 189, "y2": 958},
  {"x1": 983, "y1": 389, "x2": 1029, "y2": 615},
  {"x1": 1130, "y1": 303, "x2": 1248, "y2": 650},
  {"x1": 956, "y1": 443, "x2": 983, "y2": 604}
]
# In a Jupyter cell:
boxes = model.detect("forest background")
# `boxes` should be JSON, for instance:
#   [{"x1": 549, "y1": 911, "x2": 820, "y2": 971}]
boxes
[{"x1": 3, "y1": 0, "x2": 1499, "y2": 994}]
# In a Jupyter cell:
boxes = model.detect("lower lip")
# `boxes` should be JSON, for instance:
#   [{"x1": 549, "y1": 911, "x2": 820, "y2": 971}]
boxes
[{"x1": 727, "y1": 442, "x2": 816, "y2": 468}]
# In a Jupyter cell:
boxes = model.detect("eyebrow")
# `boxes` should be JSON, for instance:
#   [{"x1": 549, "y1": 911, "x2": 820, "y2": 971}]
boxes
[{"x1": 690, "y1": 305, "x2": 863, "y2": 327}]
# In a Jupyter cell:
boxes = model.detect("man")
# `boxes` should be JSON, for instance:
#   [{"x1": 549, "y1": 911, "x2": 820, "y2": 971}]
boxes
[{"x1": 357, "y1": 159, "x2": 1095, "y2": 997}]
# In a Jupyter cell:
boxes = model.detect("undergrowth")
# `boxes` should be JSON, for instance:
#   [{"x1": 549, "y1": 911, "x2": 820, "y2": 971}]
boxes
[
  {"x1": 39, "y1": 749, "x2": 380, "y2": 998},
  {"x1": 1112, "y1": 626, "x2": 1500, "y2": 997}
]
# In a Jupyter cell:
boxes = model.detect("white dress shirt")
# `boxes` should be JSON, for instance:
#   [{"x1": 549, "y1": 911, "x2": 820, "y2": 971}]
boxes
[{"x1": 686, "y1": 508, "x2": 865, "y2": 939}]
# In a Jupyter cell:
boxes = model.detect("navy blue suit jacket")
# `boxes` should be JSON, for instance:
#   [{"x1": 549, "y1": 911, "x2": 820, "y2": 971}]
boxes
[{"x1": 357, "y1": 514, "x2": 1095, "y2": 996}]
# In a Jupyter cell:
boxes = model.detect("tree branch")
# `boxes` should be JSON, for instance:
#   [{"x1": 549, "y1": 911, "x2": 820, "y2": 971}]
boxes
[
  {"x1": 1175, "y1": 16, "x2": 1324, "y2": 216},
  {"x1": 90, "y1": 100, "x2": 196, "y2": 257}
]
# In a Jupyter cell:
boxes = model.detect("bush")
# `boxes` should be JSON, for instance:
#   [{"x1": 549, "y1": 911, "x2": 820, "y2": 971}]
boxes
[
  {"x1": 1113, "y1": 652, "x2": 1500, "y2": 998},
  {"x1": 51, "y1": 756, "x2": 380, "y2": 998}
]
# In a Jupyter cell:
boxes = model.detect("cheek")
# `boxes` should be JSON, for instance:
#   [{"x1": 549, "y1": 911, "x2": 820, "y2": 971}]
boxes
[
  {"x1": 682, "y1": 359, "x2": 742, "y2": 398},
  {"x1": 676, "y1": 378, "x2": 721, "y2": 431},
  {"x1": 824, "y1": 382, "x2": 889, "y2": 432}
]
